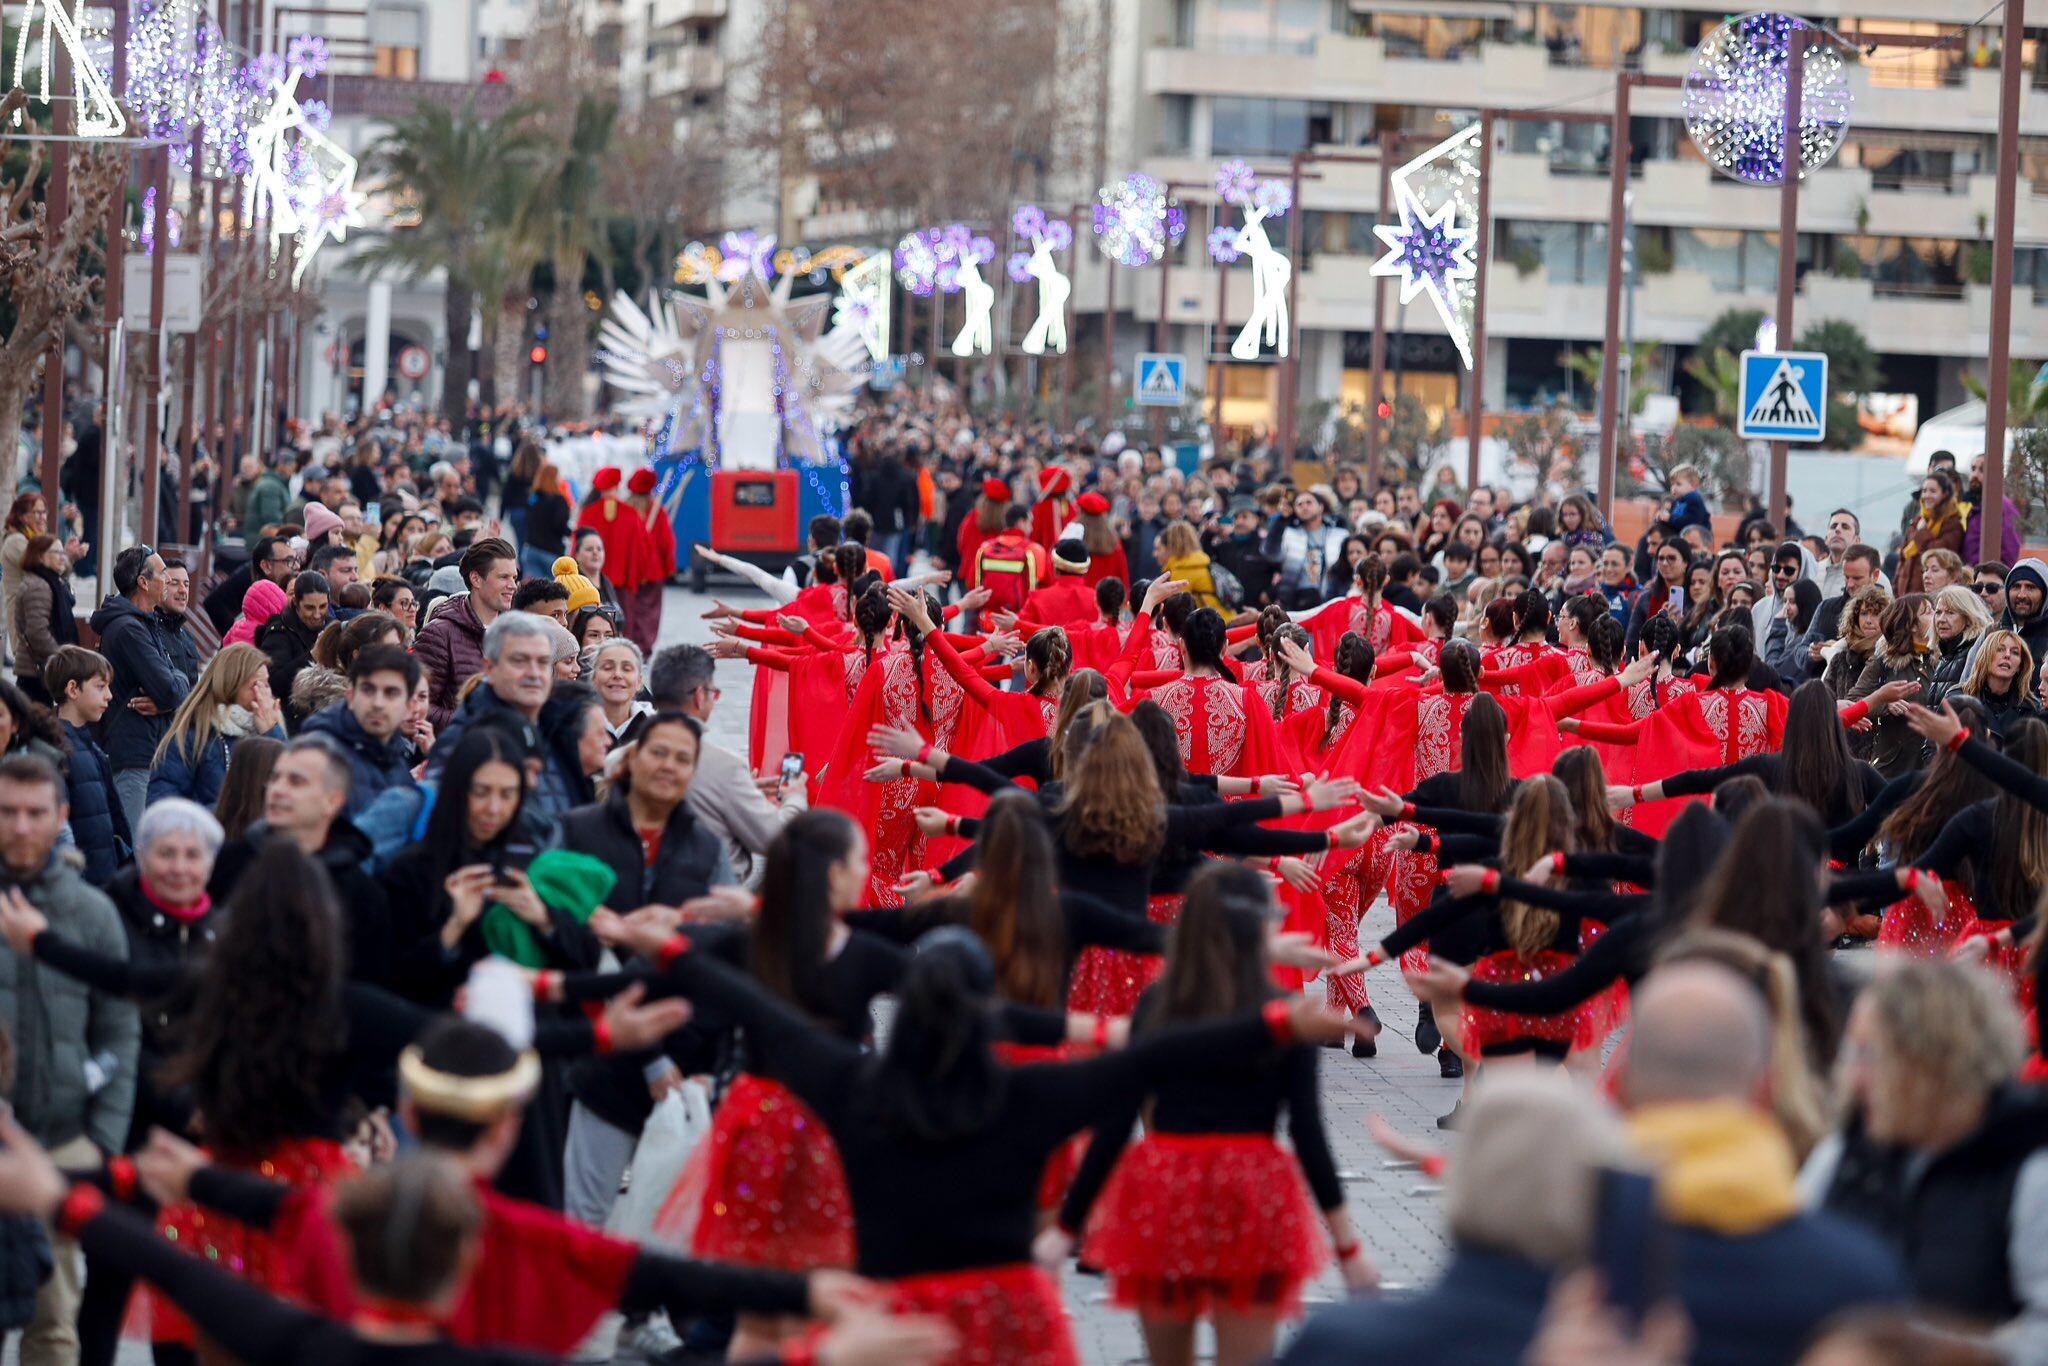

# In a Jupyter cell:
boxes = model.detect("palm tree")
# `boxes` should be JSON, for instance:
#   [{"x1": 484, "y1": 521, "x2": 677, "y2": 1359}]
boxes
[
  {"x1": 466, "y1": 166, "x2": 548, "y2": 411},
  {"x1": 357, "y1": 99, "x2": 544, "y2": 423},
  {"x1": 528, "y1": 94, "x2": 619, "y2": 421},
  {"x1": 1563, "y1": 341, "x2": 1660, "y2": 416},
  {"x1": 1682, "y1": 346, "x2": 1742, "y2": 425}
]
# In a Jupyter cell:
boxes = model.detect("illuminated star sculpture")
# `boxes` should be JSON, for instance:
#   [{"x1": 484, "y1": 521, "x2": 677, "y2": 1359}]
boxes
[
  {"x1": 245, "y1": 65, "x2": 367, "y2": 284},
  {"x1": 12, "y1": 0, "x2": 126, "y2": 136},
  {"x1": 834, "y1": 252, "x2": 893, "y2": 363},
  {"x1": 1369, "y1": 125, "x2": 1483, "y2": 370}
]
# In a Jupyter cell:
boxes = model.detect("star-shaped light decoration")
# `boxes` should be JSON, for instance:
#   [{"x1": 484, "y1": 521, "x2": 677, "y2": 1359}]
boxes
[
  {"x1": 1368, "y1": 125, "x2": 1484, "y2": 370},
  {"x1": 245, "y1": 61, "x2": 369, "y2": 286}
]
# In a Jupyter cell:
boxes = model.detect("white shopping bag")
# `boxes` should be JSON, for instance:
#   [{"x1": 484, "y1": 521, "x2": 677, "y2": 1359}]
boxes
[{"x1": 606, "y1": 1079, "x2": 712, "y2": 1243}]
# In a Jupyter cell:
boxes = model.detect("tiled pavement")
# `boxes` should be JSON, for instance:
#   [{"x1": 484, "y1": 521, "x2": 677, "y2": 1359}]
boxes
[{"x1": 672, "y1": 584, "x2": 1456, "y2": 1365}]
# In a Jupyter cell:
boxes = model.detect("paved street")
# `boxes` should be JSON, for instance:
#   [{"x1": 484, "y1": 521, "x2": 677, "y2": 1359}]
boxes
[{"x1": 667, "y1": 581, "x2": 1455, "y2": 1365}]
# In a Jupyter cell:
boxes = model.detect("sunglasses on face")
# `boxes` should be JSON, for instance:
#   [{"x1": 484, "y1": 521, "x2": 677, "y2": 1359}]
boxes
[{"x1": 1977, "y1": 583, "x2": 2002, "y2": 596}]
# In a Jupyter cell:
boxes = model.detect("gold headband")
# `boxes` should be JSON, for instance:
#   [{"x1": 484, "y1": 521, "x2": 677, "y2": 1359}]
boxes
[{"x1": 397, "y1": 1045, "x2": 541, "y2": 1123}]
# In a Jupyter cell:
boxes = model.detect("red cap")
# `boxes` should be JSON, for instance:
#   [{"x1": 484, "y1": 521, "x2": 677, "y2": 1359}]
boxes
[
  {"x1": 1039, "y1": 467, "x2": 1072, "y2": 497},
  {"x1": 593, "y1": 467, "x2": 622, "y2": 492},
  {"x1": 982, "y1": 478, "x2": 1012, "y2": 502},
  {"x1": 1077, "y1": 491, "x2": 1110, "y2": 516},
  {"x1": 627, "y1": 468, "x2": 657, "y2": 495}
]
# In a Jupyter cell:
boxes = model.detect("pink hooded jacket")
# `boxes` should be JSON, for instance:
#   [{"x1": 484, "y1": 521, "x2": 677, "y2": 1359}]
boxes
[{"x1": 223, "y1": 578, "x2": 288, "y2": 648}]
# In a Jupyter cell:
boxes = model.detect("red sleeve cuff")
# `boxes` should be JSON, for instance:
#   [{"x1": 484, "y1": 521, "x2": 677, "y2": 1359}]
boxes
[
  {"x1": 1948, "y1": 727, "x2": 1971, "y2": 753},
  {"x1": 655, "y1": 935, "x2": 692, "y2": 971},
  {"x1": 56, "y1": 1184, "x2": 103, "y2": 1239},
  {"x1": 107, "y1": 1157, "x2": 137, "y2": 1203},
  {"x1": 1261, "y1": 998, "x2": 1295, "y2": 1045},
  {"x1": 591, "y1": 1018, "x2": 616, "y2": 1055}
]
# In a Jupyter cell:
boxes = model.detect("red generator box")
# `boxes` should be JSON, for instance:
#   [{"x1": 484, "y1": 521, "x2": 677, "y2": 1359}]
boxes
[{"x1": 709, "y1": 470, "x2": 800, "y2": 555}]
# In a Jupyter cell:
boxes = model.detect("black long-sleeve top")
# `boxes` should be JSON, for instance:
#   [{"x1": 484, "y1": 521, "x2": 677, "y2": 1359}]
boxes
[
  {"x1": 844, "y1": 888, "x2": 1164, "y2": 986},
  {"x1": 1057, "y1": 986, "x2": 1341, "y2": 1236},
  {"x1": 176, "y1": 1165, "x2": 812, "y2": 1325},
  {"x1": 1658, "y1": 753, "x2": 1885, "y2": 828},
  {"x1": 1956, "y1": 734, "x2": 2048, "y2": 809},
  {"x1": 1452, "y1": 879, "x2": 1658, "y2": 1017},
  {"x1": 1825, "y1": 771, "x2": 1924, "y2": 862},
  {"x1": 1827, "y1": 799, "x2": 2003, "y2": 913},
  {"x1": 684, "y1": 922, "x2": 908, "y2": 1065},
  {"x1": 29, "y1": 932, "x2": 608, "y2": 1147},
  {"x1": 652, "y1": 940, "x2": 1295, "y2": 1279}
]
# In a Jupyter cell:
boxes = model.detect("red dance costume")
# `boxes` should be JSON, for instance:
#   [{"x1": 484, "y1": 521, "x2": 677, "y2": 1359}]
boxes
[
  {"x1": 886, "y1": 1264, "x2": 1079, "y2": 1366},
  {"x1": 1066, "y1": 893, "x2": 1181, "y2": 1019},
  {"x1": 661, "y1": 1073, "x2": 856, "y2": 1271}
]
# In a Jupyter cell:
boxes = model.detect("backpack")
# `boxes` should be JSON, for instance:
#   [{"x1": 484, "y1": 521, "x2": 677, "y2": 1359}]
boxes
[{"x1": 974, "y1": 536, "x2": 1042, "y2": 615}]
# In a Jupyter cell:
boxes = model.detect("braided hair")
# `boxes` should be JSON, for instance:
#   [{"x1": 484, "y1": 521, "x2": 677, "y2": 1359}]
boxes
[
  {"x1": 854, "y1": 582, "x2": 892, "y2": 667},
  {"x1": 1181, "y1": 607, "x2": 1238, "y2": 682},
  {"x1": 1094, "y1": 577, "x2": 1126, "y2": 622},
  {"x1": 1269, "y1": 624, "x2": 1312, "y2": 720},
  {"x1": 1025, "y1": 627, "x2": 1072, "y2": 698},
  {"x1": 1323, "y1": 631, "x2": 1376, "y2": 750}
]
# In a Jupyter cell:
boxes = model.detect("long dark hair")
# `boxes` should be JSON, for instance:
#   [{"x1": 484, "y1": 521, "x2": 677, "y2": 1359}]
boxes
[
  {"x1": 864, "y1": 928, "x2": 1006, "y2": 1143},
  {"x1": 1988, "y1": 720, "x2": 2048, "y2": 922},
  {"x1": 213, "y1": 736, "x2": 284, "y2": 842},
  {"x1": 1094, "y1": 577, "x2": 1126, "y2": 622},
  {"x1": 1180, "y1": 607, "x2": 1237, "y2": 681},
  {"x1": 854, "y1": 582, "x2": 891, "y2": 665},
  {"x1": 1456, "y1": 693, "x2": 1513, "y2": 813},
  {"x1": 1690, "y1": 799, "x2": 1841, "y2": 1064},
  {"x1": 1552, "y1": 747, "x2": 1616, "y2": 852},
  {"x1": 1777, "y1": 680, "x2": 1862, "y2": 819},
  {"x1": 160, "y1": 841, "x2": 346, "y2": 1160},
  {"x1": 1439, "y1": 638, "x2": 1483, "y2": 694},
  {"x1": 1585, "y1": 614, "x2": 1624, "y2": 674},
  {"x1": 1128, "y1": 699, "x2": 1189, "y2": 793},
  {"x1": 419, "y1": 728, "x2": 527, "y2": 885},
  {"x1": 899, "y1": 590, "x2": 942, "y2": 723},
  {"x1": 1876, "y1": 698, "x2": 1994, "y2": 863},
  {"x1": 1323, "y1": 631, "x2": 1376, "y2": 751},
  {"x1": 1266, "y1": 624, "x2": 1310, "y2": 720},
  {"x1": 1706, "y1": 624, "x2": 1756, "y2": 689},
  {"x1": 0, "y1": 679, "x2": 61, "y2": 753},
  {"x1": 968, "y1": 792, "x2": 1067, "y2": 1009},
  {"x1": 1150, "y1": 864, "x2": 1276, "y2": 1026},
  {"x1": 1510, "y1": 587, "x2": 1551, "y2": 642},
  {"x1": 750, "y1": 809, "x2": 857, "y2": 1018}
]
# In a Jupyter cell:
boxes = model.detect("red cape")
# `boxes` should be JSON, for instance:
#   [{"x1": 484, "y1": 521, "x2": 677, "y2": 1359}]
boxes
[{"x1": 578, "y1": 496, "x2": 660, "y2": 591}]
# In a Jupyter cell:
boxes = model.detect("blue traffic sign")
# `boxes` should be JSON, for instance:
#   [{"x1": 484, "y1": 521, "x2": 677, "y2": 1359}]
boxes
[
  {"x1": 1738, "y1": 350, "x2": 1828, "y2": 443},
  {"x1": 1135, "y1": 352, "x2": 1185, "y2": 407}
]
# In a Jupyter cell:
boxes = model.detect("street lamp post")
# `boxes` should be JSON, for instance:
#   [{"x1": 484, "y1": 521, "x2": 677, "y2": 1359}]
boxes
[{"x1": 1983, "y1": 0, "x2": 2026, "y2": 557}]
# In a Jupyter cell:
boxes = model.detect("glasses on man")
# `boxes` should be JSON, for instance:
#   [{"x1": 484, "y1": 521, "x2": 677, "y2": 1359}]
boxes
[
  {"x1": 1977, "y1": 583, "x2": 2003, "y2": 597},
  {"x1": 1773, "y1": 562, "x2": 1801, "y2": 577}
]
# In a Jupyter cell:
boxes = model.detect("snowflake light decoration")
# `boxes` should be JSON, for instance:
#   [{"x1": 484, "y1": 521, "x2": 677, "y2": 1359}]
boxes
[
  {"x1": 1215, "y1": 160, "x2": 1256, "y2": 205},
  {"x1": 1369, "y1": 125, "x2": 1484, "y2": 370},
  {"x1": 894, "y1": 229, "x2": 948, "y2": 296},
  {"x1": 1012, "y1": 204, "x2": 1047, "y2": 240},
  {"x1": 718, "y1": 230, "x2": 777, "y2": 283},
  {"x1": 1684, "y1": 13, "x2": 1852, "y2": 186},
  {"x1": 1207, "y1": 226, "x2": 1242, "y2": 265},
  {"x1": 1091, "y1": 173, "x2": 1186, "y2": 268}
]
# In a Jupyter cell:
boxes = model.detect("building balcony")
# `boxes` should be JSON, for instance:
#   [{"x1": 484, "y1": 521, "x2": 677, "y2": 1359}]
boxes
[
  {"x1": 647, "y1": 48, "x2": 725, "y2": 98},
  {"x1": 651, "y1": 0, "x2": 728, "y2": 26},
  {"x1": 326, "y1": 74, "x2": 520, "y2": 121}
]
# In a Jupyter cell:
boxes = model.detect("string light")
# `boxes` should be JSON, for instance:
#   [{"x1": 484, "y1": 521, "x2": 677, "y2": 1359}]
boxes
[
  {"x1": 1684, "y1": 12, "x2": 1852, "y2": 185},
  {"x1": 1091, "y1": 173, "x2": 1186, "y2": 268}
]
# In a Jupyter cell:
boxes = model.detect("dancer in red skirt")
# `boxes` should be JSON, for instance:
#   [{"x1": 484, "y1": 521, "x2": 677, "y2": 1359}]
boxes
[
  {"x1": 1042, "y1": 865, "x2": 1374, "y2": 1366},
  {"x1": 610, "y1": 910, "x2": 1377, "y2": 1366}
]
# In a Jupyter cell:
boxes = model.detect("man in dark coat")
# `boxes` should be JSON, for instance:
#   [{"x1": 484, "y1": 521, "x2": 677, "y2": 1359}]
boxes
[
  {"x1": 85, "y1": 547, "x2": 192, "y2": 835},
  {"x1": 298, "y1": 645, "x2": 421, "y2": 817}
]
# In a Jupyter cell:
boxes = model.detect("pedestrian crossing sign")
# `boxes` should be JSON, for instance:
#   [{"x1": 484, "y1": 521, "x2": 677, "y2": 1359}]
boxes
[
  {"x1": 1738, "y1": 350, "x2": 1828, "y2": 443},
  {"x1": 1135, "y1": 353, "x2": 1186, "y2": 407}
]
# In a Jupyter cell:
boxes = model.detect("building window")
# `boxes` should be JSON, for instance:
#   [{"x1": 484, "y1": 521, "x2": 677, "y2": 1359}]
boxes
[
  {"x1": 371, "y1": 4, "x2": 422, "y2": 79},
  {"x1": 1209, "y1": 0, "x2": 1324, "y2": 54},
  {"x1": 1211, "y1": 96, "x2": 1324, "y2": 155}
]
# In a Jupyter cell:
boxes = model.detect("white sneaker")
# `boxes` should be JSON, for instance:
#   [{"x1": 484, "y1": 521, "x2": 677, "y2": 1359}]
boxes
[{"x1": 622, "y1": 1314, "x2": 684, "y2": 1361}]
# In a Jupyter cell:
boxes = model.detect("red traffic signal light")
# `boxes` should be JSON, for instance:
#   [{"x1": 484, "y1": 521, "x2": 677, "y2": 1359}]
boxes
[
  {"x1": 529, "y1": 345, "x2": 548, "y2": 365},
  {"x1": 1376, "y1": 400, "x2": 1391, "y2": 419}
]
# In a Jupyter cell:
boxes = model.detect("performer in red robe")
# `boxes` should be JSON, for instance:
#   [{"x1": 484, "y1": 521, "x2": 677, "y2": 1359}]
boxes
[
  {"x1": 624, "y1": 467, "x2": 676, "y2": 654},
  {"x1": 1029, "y1": 466, "x2": 1076, "y2": 552},
  {"x1": 1017, "y1": 540, "x2": 1099, "y2": 630},
  {"x1": 578, "y1": 467, "x2": 661, "y2": 652},
  {"x1": 1075, "y1": 492, "x2": 1129, "y2": 589}
]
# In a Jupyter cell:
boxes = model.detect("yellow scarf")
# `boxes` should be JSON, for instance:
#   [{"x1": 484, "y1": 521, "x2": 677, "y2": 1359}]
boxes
[{"x1": 1627, "y1": 1100, "x2": 1799, "y2": 1236}]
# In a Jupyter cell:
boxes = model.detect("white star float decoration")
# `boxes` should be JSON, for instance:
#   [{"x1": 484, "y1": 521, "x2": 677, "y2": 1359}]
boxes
[
  {"x1": 11, "y1": 0, "x2": 126, "y2": 137},
  {"x1": 1369, "y1": 125, "x2": 1483, "y2": 370},
  {"x1": 245, "y1": 66, "x2": 366, "y2": 286}
]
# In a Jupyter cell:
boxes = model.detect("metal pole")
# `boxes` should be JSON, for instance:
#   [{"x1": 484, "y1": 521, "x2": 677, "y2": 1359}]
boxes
[
  {"x1": 1620, "y1": 189, "x2": 1636, "y2": 471},
  {"x1": 1274, "y1": 152, "x2": 1306, "y2": 471},
  {"x1": 1595, "y1": 76, "x2": 1631, "y2": 519},
  {"x1": 1100, "y1": 256, "x2": 1117, "y2": 434},
  {"x1": 1467, "y1": 111, "x2": 1493, "y2": 491},
  {"x1": 1153, "y1": 220, "x2": 1172, "y2": 445},
  {"x1": 1367, "y1": 132, "x2": 1392, "y2": 487},
  {"x1": 39, "y1": 35, "x2": 71, "y2": 506},
  {"x1": 1769, "y1": 28, "x2": 1805, "y2": 530},
  {"x1": 1982, "y1": 0, "x2": 2024, "y2": 556},
  {"x1": 1213, "y1": 203, "x2": 1229, "y2": 437}
]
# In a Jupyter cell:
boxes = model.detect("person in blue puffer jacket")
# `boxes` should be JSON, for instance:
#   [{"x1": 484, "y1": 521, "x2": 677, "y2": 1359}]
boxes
[
  {"x1": 146, "y1": 643, "x2": 288, "y2": 810},
  {"x1": 43, "y1": 647, "x2": 130, "y2": 887},
  {"x1": 297, "y1": 644, "x2": 423, "y2": 818}
]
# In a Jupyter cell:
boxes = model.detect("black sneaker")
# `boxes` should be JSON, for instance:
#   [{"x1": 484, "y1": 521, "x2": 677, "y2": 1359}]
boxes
[
  {"x1": 1414, "y1": 1000, "x2": 1441, "y2": 1055},
  {"x1": 1438, "y1": 1047, "x2": 1464, "y2": 1079},
  {"x1": 1436, "y1": 1100, "x2": 1463, "y2": 1131}
]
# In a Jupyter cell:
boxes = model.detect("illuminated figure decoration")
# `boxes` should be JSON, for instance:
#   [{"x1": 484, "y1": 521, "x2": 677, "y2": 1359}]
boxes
[
  {"x1": 834, "y1": 251, "x2": 893, "y2": 363},
  {"x1": 243, "y1": 40, "x2": 366, "y2": 285},
  {"x1": 950, "y1": 236, "x2": 996, "y2": 358},
  {"x1": 1685, "y1": 12, "x2": 1851, "y2": 186},
  {"x1": 596, "y1": 258, "x2": 869, "y2": 471},
  {"x1": 1011, "y1": 205, "x2": 1073, "y2": 357},
  {"x1": 12, "y1": 0, "x2": 126, "y2": 136},
  {"x1": 1211, "y1": 163, "x2": 1294, "y2": 361},
  {"x1": 1091, "y1": 173, "x2": 1186, "y2": 268},
  {"x1": 674, "y1": 236, "x2": 868, "y2": 288},
  {"x1": 1369, "y1": 124, "x2": 1483, "y2": 370}
]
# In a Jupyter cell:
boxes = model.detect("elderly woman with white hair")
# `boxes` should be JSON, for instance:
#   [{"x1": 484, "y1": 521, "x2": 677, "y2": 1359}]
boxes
[
  {"x1": 584, "y1": 637, "x2": 651, "y2": 748},
  {"x1": 73, "y1": 797, "x2": 228, "y2": 1363}
]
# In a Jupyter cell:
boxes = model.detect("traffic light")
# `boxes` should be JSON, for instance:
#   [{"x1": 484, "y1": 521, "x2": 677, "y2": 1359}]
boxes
[
  {"x1": 1376, "y1": 399, "x2": 1391, "y2": 419},
  {"x1": 529, "y1": 345, "x2": 548, "y2": 366}
]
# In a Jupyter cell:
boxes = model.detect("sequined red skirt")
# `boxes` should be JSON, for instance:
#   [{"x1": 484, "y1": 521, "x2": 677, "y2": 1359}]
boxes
[
  {"x1": 1064, "y1": 895, "x2": 1178, "y2": 1017},
  {"x1": 1574, "y1": 920, "x2": 1629, "y2": 1052},
  {"x1": 992, "y1": 1042, "x2": 1091, "y2": 1211},
  {"x1": 1081, "y1": 1134, "x2": 1327, "y2": 1321},
  {"x1": 1460, "y1": 949, "x2": 1583, "y2": 1057},
  {"x1": 1959, "y1": 916, "x2": 2037, "y2": 1011},
  {"x1": 657, "y1": 1073, "x2": 854, "y2": 1270},
  {"x1": 152, "y1": 1137, "x2": 357, "y2": 1346},
  {"x1": 1878, "y1": 881, "x2": 1979, "y2": 954},
  {"x1": 885, "y1": 1263, "x2": 1078, "y2": 1366}
]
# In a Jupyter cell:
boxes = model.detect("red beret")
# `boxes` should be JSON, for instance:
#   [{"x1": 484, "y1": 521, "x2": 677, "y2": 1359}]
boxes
[
  {"x1": 593, "y1": 467, "x2": 622, "y2": 492},
  {"x1": 1076, "y1": 491, "x2": 1110, "y2": 516},
  {"x1": 982, "y1": 478, "x2": 1012, "y2": 502},
  {"x1": 627, "y1": 468, "x2": 658, "y2": 495},
  {"x1": 1039, "y1": 467, "x2": 1072, "y2": 497}
]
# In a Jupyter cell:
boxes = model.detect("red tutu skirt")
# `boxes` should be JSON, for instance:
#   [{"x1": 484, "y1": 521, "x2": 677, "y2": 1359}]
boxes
[
  {"x1": 656, "y1": 1073, "x2": 854, "y2": 1270},
  {"x1": 153, "y1": 1137, "x2": 357, "y2": 1346},
  {"x1": 1878, "y1": 881, "x2": 1978, "y2": 954},
  {"x1": 885, "y1": 1263, "x2": 1078, "y2": 1366},
  {"x1": 1573, "y1": 920, "x2": 1629, "y2": 1052},
  {"x1": 992, "y1": 1041, "x2": 1092, "y2": 1211},
  {"x1": 1064, "y1": 895, "x2": 1178, "y2": 1017},
  {"x1": 1081, "y1": 1134, "x2": 1328, "y2": 1321},
  {"x1": 1460, "y1": 950, "x2": 1583, "y2": 1057},
  {"x1": 1959, "y1": 916, "x2": 2036, "y2": 1012}
]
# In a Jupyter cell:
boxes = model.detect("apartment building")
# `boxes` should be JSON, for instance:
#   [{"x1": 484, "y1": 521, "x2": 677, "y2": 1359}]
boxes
[{"x1": 1081, "y1": 0, "x2": 2048, "y2": 441}]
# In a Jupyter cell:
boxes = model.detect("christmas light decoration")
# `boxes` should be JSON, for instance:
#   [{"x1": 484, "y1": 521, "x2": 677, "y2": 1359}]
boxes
[
  {"x1": 1214, "y1": 159, "x2": 1255, "y2": 205},
  {"x1": 12, "y1": 0, "x2": 125, "y2": 136},
  {"x1": 1091, "y1": 173, "x2": 1185, "y2": 268},
  {"x1": 951, "y1": 243, "x2": 995, "y2": 357},
  {"x1": 1212, "y1": 168, "x2": 1293, "y2": 349},
  {"x1": 834, "y1": 251, "x2": 893, "y2": 363},
  {"x1": 1684, "y1": 12, "x2": 1852, "y2": 186},
  {"x1": 244, "y1": 58, "x2": 367, "y2": 285},
  {"x1": 1368, "y1": 124, "x2": 1483, "y2": 370},
  {"x1": 1009, "y1": 204, "x2": 1072, "y2": 357},
  {"x1": 1207, "y1": 225, "x2": 1241, "y2": 265}
]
